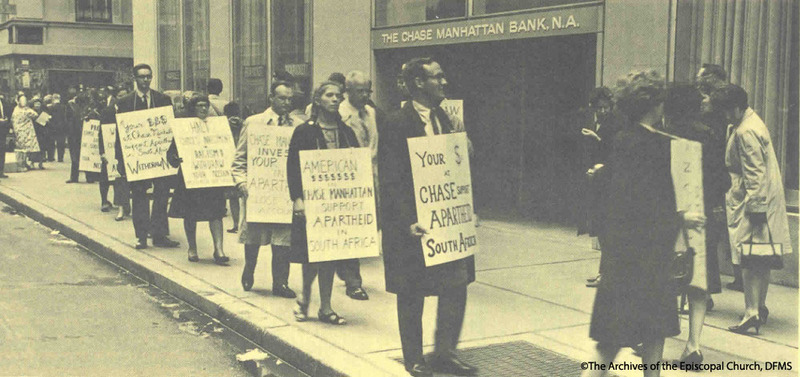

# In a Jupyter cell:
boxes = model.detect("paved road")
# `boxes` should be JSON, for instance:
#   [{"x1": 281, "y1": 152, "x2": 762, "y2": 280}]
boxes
[{"x1": 0, "y1": 204, "x2": 305, "y2": 377}]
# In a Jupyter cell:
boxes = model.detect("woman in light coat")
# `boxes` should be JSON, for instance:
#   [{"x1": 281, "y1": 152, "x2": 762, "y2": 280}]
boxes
[{"x1": 712, "y1": 85, "x2": 792, "y2": 334}]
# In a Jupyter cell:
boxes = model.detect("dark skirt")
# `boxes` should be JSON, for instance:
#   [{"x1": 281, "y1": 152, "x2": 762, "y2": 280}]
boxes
[
  {"x1": 589, "y1": 237, "x2": 680, "y2": 347},
  {"x1": 168, "y1": 176, "x2": 226, "y2": 222}
]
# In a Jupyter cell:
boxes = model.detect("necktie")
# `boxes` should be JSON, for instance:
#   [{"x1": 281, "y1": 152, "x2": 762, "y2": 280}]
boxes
[
  {"x1": 278, "y1": 115, "x2": 288, "y2": 126},
  {"x1": 430, "y1": 108, "x2": 441, "y2": 135}
]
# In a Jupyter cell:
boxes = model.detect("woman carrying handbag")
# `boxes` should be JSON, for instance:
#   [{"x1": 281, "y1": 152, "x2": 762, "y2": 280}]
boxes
[{"x1": 711, "y1": 85, "x2": 792, "y2": 335}]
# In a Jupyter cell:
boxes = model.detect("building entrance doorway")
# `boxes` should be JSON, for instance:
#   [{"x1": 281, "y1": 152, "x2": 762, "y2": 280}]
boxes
[{"x1": 375, "y1": 33, "x2": 596, "y2": 223}]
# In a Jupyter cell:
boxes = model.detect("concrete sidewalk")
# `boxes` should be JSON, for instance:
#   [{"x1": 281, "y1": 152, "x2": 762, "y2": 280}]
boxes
[{"x1": 0, "y1": 160, "x2": 797, "y2": 377}]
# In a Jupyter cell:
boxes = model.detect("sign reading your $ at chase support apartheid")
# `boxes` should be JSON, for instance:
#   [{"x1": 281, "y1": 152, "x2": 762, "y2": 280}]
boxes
[
  {"x1": 373, "y1": 5, "x2": 601, "y2": 49},
  {"x1": 300, "y1": 148, "x2": 379, "y2": 263},
  {"x1": 246, "y1": 125, "x2": 295, "y2": 223},
  {"x1": 116, "y1": 106, "x2": 178, "y2": 182},
  {"x1": 671, "y1": 138, "x2": 707, "y2": 288},
  {"x1": 408, "y1": 133, "x2": 478, "y2": 267},
  {"x1": 171, "y1": 116, "x2": 236, "y2": 189},
  {"x1": 101, "y1": 123, "x2": 120, "y2": 181},
  {"x1": 79, "y1": 119, "x2": 102, "y2": 173}
]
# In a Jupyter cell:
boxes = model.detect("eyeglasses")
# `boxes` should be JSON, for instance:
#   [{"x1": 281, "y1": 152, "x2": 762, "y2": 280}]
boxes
[
  {"x1": 350, "y1": 88, "x2": 373, "y2": 95},
  {"x1": 135, "y1": 75, "x2": 152, "y2": 79}
]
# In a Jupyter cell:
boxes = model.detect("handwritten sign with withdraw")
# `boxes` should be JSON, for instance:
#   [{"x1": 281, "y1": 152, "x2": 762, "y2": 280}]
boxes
[
  {"x1": 116, "y1": 106, "x2": 177, "y2": 181},
  {"x1": 408, "y1": 132, "x2": 478, "y2": 267},
  {"x1": 101, "y1": 123, "x2": 120, "y2": 180},
  {"x1": 246, "y1": 126, "x2": 295, "y2": 223},
  {"x1": 300, "y1": 148, "x2": 379, "y2": 263},
  {"x1": 171, "y1": 116, "x2": 236, "y2": 189},
  {"x1": 79, "y1": 119, "x2": 102, "y2": 173}
]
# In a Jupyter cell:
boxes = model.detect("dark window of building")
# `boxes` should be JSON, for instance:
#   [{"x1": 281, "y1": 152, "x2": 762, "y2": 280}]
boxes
[
  {"x1": 233, "y1": 0, "x2": 269, "y2": 113},
  {"x1": 76, "y1": 0, "x2": 112, "y2": 22},
  {"x1": 473, "y1": 0, "x2": 597, "y2": 15},
  {"x1": 375, "y1": 0, "x2": 467, "y2": 27},
  {"x1": 11, "y1": 26, "x2": 44, "y2": 45},
  {"x1": 157, "y1": 0, "x2": 181, "y2": 91},
  {"x1": 183, "y1": 0, "x2": 211, "y2": 92},
  {"x1": 272, "y1": 0, "x2": 312, "y2": 105}
]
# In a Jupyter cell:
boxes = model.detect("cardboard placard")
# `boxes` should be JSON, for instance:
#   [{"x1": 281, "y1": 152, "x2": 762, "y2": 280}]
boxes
[
  {"x1": 408, "y1": 132, "x2": 478, "y2": 267},
  {"x1": 300, "y1": 147, "x2": 379, "y2": 262},
  {"x1": 245, "y1": 125, "x2": 295, "y2": 223},
  {"x1": 79, "y1": 119, "x2": 102, "y2": 173},
  {"x1": 671, "y1": 138, "x2": 706, "y2": 288},
  {"x1": 115, "y1": 106, "x2": 177, "y2": 181},
  {"x1": 171, "y1": 116, "x2": 236, "y2": 189},
  {"x1": 35, "y1": 111, "x2": 51, "y2": 126},
  {"x1": 101, "y1": 123, "x2": 120, "y2": 180}
]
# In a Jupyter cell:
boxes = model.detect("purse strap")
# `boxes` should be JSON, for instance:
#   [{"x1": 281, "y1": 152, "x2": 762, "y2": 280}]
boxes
[
  {"x1": 747, "y1": 221, "x2": 777, "y2": 255},
  {"x1": 678, "y1": 226, "x2": 691, "y2": 252}
]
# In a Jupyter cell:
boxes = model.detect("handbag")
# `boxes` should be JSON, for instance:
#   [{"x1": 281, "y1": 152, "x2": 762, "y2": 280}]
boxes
[
  {"x1": 669, "y1": 227, "x2": 695, "y2": 295},
  {"x1": 741, "y1": 222, "x2": 783, "y2": 270}
]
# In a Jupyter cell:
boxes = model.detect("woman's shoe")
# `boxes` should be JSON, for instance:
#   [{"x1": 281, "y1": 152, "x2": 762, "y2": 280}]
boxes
[
  {"x1": 293, "y1": 301, "x2": 309, "y2": 322},
  {"x1": 213, "y1": 252, "x2": 230, "y2": 265},
  {"x1": 241, "y1": 268, "x2": 254, "y2": 291},
  {"x1": 318, "y1": 310, "x2": 347, "y2": 325},
  {"x1": 728, "y1": 315, "x2": 761, "y2": 335},
  {"x1": 759, "y1": 306, "x2": 769, "y2": 325},
  {"x1": 187, "y1": 249, "x2": 199, "y2": 262},
  {"x1": 679, "y1": 350, "x2": 703, "y2": 365},
  {"x1": 707, "y1": 297, "x2": 714, "y2": 312},
  {"x1": 226, "y1": 227, "x2": 238, "y2": 234}
]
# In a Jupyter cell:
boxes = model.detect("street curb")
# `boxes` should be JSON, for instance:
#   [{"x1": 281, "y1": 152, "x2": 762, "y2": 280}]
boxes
[{"x1": 0, "y1": 186, "x2": 396, "y2": 377}]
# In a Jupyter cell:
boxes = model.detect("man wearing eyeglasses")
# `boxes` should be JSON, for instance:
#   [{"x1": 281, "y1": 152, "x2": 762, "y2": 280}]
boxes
[
  {"x1": 378, "y1": 58, "x2": 476, "y2": 377},
  {"x1": 116, "y1": 63, "x2": 180, "y2": 250},
  {"x1": 231, "y1": 80, "x2": 306, "y2": 298}
]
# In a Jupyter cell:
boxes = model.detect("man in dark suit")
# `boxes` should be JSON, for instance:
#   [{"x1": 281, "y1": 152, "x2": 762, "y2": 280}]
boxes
[
  {"x1": 115, "y1": 63, "x2": 179, "y2": 250},
  {"x1": 0, "y1": 94, "x2": 10, "y2": 178},
  {"x1": 378, "y1": 57, "x2": 477, "y2": 377}
]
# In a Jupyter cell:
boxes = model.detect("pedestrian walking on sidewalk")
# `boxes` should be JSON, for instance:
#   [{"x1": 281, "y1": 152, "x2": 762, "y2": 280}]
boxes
[
  {"x1": 84, "y1": 89, "x2": 114, "y2": 212},
  {"x1": 231, "y1": 81, "x2": 304, "y2": 298},
  {"x1": 29, "y1": 97, "x2": 46, "y2": 170},
  {"x1": 663, "y1": 83, "x2": 725, "y2": 365},
  {"x1": 166, "y1": 94, "x2": 229, "y2": 265},
  {"x1": 116, "y1": 63, "x2": 179, "y2": 250},
  {"x1": 583, "y1": 70, "x2": 705, "y2": 377},
  {"x1": 65, "y1": 88, "x2": 86, "y2": 183},
  {"x1": 712, "y1": 85, "x2": 793, "y2": 335},
  {"x1": 336, "y1": 70, "x2": 380, "y2": 301},
  {"x1": 287, "y1": 81, "x2": 356, "y2": 326},
  {"x1": 378, "y1": 58, "x2": 477, "y2": 377},
  {"x1": 11, "y1": 95, "x2": 40, "y2": 172},
  {"x1": 0, "y1": 94, "x2": 11, "y2": 178},
  {"x1": 575, "y1": 87, "x2": 620, "y2": 288}
]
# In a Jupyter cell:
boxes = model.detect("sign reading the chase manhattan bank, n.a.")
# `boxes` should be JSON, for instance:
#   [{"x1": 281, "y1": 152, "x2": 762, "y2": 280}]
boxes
[{"x1": 373, "y1": 5, "x2": 601, "y2": 49}]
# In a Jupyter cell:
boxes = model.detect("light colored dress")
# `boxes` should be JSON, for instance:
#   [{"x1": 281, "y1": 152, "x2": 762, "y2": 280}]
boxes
[{"x1": 11, "y1": 106, "x2": 39, "y2": 152}]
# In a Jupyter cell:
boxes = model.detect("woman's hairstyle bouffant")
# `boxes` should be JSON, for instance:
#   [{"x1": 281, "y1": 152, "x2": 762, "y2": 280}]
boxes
[
  {"x1": 613, "y1": 70, "x2": 666, "y2": 123},
  {"x1": 185, "y1": 93, "x2": 209, "y2": 117},
  {"x1": 309, "y1": 81, "x2": 343, "y2": 121},
  {"x1": 664, "y1": 82, "x2": 703, "y2": 121}
]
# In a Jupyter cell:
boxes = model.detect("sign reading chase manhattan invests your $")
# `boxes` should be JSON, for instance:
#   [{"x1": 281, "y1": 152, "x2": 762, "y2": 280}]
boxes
[{"x1": 408, "y1": 133, "x2": 478, "y2": 267}]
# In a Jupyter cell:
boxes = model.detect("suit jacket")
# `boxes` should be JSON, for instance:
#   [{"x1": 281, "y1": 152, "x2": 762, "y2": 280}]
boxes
[
  {"x1": 0, "y1": 98, "x2": 10, "y2": 133},
  {"x1": 378, "y1": 101, "x2": 475, "y2": 295}
]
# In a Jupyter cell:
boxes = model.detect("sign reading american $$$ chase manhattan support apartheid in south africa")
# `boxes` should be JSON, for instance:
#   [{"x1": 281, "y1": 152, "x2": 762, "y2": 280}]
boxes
[
  {"x1": 372, "y1": 5, "x2": 601, "y2": 49},
  {"x1": 171, "y1": 116, "x2": 236, "y2": 189},
  {"x1": 116, "y1": 106, "x2": 178, "y2": 182},
  {"x1": 300, "y1": 148, "x2": 379, "y2": 263},
  {"x1": 408, "y1": 133, "x2": 477, "y2": 267}
]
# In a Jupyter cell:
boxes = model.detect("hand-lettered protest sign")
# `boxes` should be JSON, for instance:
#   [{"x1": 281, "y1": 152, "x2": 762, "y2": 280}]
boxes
[
  {"x1": 35, "y1": 111, "x2": 51, "y2": 126},
  {"x1": 671, "y1": 138, "x2": 706, "y2": 289},
  {"x1": 171, "y1": 116, "x2": 236, "y2": 189},
  {"x1": 300, "y1": 147, "x2": 379, "y2": 262},
  {"x1": 101, "y1": 123, "x2": 120, "y2": 180},
  {"x1": 79, "y1": 119, "x2": 102, "y2": 173},
  {"x1": 246, "y1": 125, "x2": 295, "y2": 223},
  {"x1": 116, "y1": 106, "x2": 177, "y2": 181},
  {"x1": 408, "y1": 132, "x2": 478, "y2": 267}
]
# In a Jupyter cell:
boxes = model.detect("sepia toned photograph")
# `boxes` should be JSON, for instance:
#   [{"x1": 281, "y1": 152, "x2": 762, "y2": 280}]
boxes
[{"x1": 0, "y1": 1, "x2": 797, "y2": 376}]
